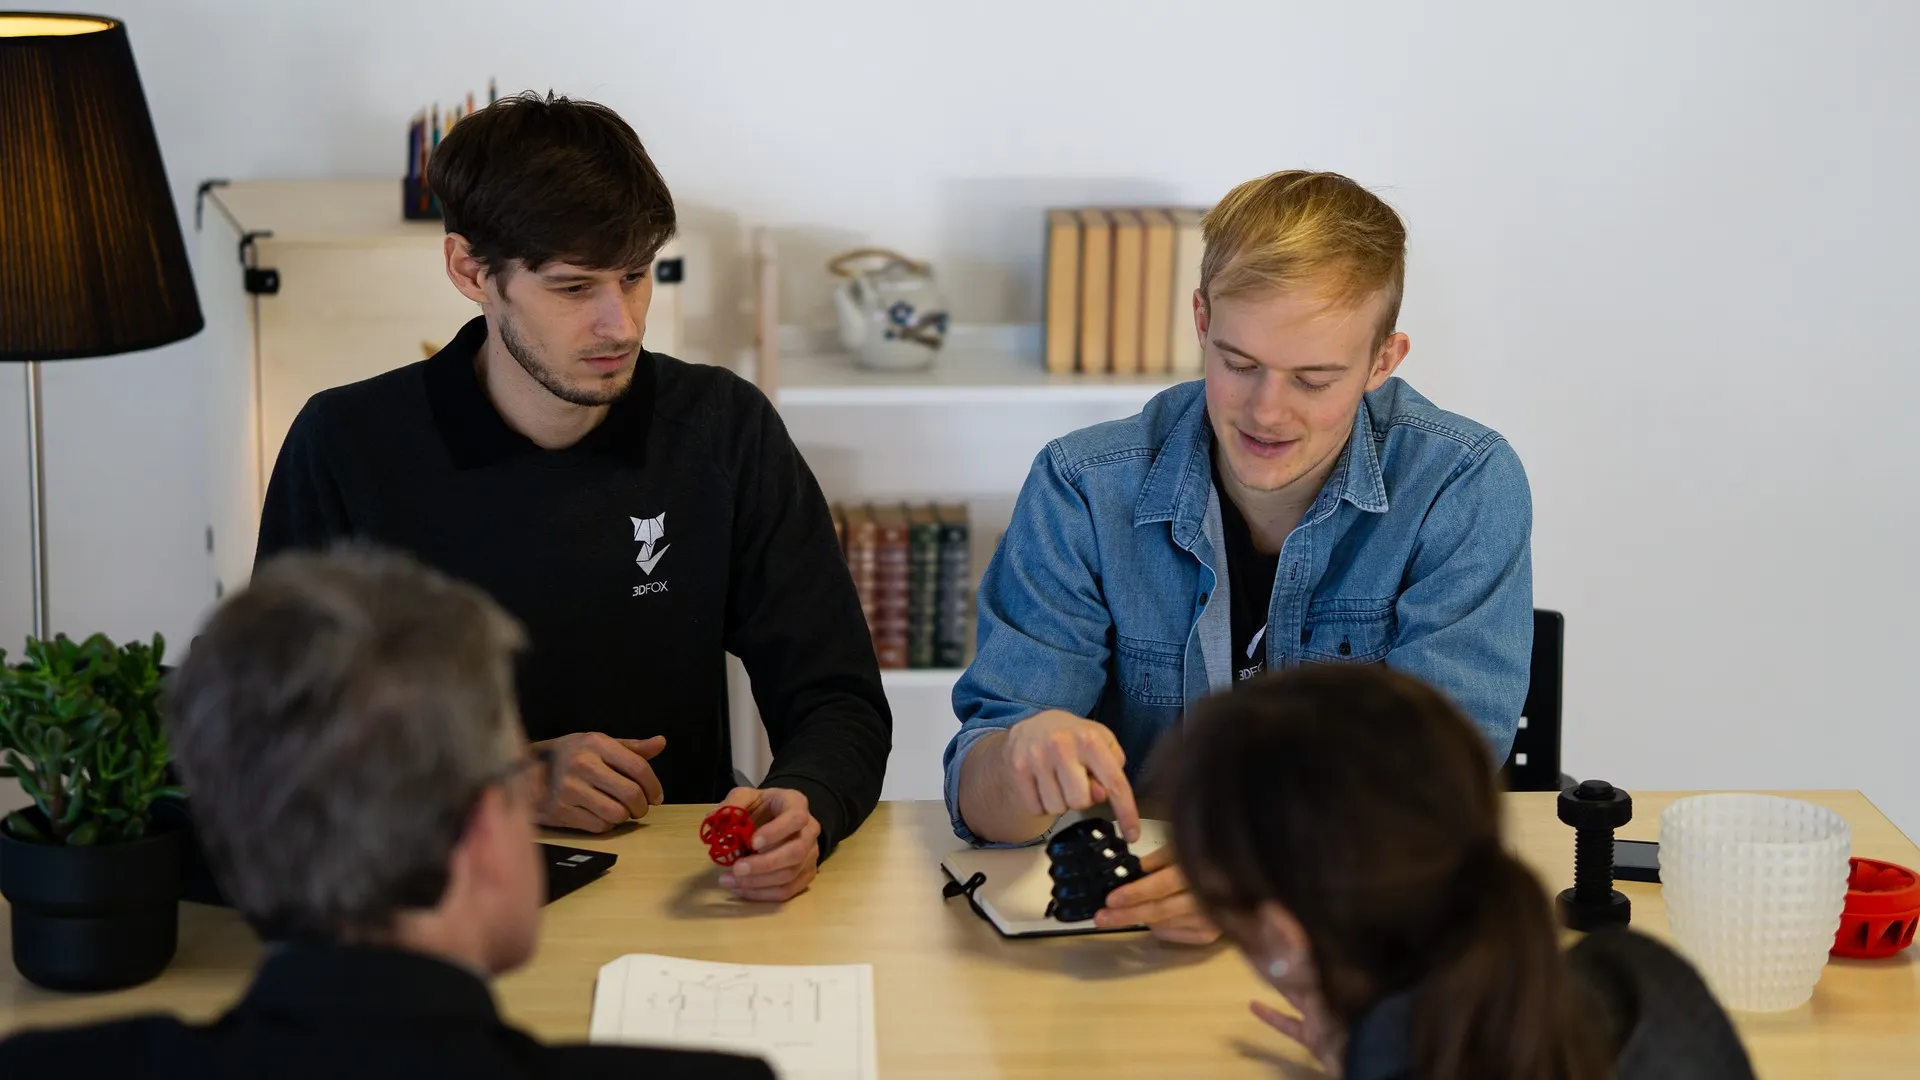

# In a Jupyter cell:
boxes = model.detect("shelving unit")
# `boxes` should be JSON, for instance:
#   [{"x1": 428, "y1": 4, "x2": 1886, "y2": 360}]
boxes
[
  {"x1": 726, "y1": 317, "x2": 1182, "y2": 802},
  {"x1": 775, "y1": 326, "x2": 1177, "y2": 408}
]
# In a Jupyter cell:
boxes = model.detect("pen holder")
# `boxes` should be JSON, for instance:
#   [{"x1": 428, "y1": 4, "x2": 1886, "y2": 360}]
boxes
[{"x1": 402, "y1": 176, "x2": 440, "y2": 221}]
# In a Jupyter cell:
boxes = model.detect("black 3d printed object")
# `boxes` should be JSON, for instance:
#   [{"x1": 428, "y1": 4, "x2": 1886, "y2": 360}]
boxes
[
  {"x1": 1045, "y1": 818, "x2": 1145, "y2": 923},
  {"x1": 1558, "y1": 778, "x2": 1634, "y2": 931}
]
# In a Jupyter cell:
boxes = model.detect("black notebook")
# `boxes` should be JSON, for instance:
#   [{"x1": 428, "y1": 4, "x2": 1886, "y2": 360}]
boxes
[{"x1": 541, "y1": 842, "x2": 617, "y2": 904}]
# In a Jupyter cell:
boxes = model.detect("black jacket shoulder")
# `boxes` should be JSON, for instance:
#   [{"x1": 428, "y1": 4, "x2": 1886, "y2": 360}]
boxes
[
  {"x1": 0, "y1": 1014, "x2": 774, "y2": 1080},
  {"x1": 1568, "y1": 930, "x2": 1756, "y2": 1080},
  {"x1": 545, "y1": 1045, "x2": 776, "y2": 1080},
  {"x1": 0, "y1": 1017, "x2": 171, "y2": 1079},
  {"x1": 0, "y1": 944, "x2": 774, "y2": 1080},
  {"x1": 1338, "y1": 929, "x2": 1754, "y2": 1080}
]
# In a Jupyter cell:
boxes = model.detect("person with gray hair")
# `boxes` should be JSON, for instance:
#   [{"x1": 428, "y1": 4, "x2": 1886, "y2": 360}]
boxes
[{"x1": 0, "y1": 547, "x2": 771, "y2": 1080}]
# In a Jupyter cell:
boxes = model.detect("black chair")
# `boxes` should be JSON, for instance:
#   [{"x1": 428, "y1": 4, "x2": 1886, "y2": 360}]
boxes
[{"x1": 1502, "y1": 609, "x2": 1571, "y2": 792}]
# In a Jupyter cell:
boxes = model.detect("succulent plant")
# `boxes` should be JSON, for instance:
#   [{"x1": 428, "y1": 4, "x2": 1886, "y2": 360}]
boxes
[{"x1": 0, "y1": 633, "x2": 180, "y2": 846}]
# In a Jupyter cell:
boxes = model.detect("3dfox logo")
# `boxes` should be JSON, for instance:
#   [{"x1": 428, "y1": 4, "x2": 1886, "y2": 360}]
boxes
[{"x1": 632, "y1": 513, "x2": 669, "y2": 575}]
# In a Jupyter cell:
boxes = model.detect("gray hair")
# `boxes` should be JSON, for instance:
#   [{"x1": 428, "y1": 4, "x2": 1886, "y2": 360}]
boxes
[{"x1": 164, "y1": 546, "x2": 526, "y2": 942}]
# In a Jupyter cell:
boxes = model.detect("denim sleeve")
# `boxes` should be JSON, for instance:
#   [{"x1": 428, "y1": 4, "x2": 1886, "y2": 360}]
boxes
[
  {"x1": 943, "y1": 444, "x2": 1115, "y2": 844},
  {"x1": 1386, "y1": 436, "x2": 1533, "y2": 760}
]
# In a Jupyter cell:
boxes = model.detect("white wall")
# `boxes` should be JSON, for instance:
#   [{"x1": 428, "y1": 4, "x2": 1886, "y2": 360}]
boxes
[{"x1": 4, "y1": 0, "x2": 1916, "y2": 835}]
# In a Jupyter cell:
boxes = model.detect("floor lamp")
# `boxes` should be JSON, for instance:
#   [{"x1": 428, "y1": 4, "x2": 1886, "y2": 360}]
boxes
[{"x1": 0, "y1": 14, "x2": 202, "y2": 640}]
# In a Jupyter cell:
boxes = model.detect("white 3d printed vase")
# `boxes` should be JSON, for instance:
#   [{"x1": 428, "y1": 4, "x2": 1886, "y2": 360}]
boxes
[{"x1": 1660, "y1": 794, "x2": 1851, "y2": 1011}]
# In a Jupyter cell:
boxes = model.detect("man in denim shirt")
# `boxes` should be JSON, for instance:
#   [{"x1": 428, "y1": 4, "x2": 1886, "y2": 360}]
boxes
[{"x1": 945, "y1": 171, "x2": 1533, "y2": 943}]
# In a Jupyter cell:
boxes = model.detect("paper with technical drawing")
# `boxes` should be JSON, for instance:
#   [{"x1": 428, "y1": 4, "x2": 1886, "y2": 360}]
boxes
[{"x1": 589, "y1": 954, "x2": 876, "y2": 1080}]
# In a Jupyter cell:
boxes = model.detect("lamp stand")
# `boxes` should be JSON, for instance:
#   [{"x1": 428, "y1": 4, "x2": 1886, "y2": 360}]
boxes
[{"x1": 22, "y1": 362, "x2": 49, "y2": 640}]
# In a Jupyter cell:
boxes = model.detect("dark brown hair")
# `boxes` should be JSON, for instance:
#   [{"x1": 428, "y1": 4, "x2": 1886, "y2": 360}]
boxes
[
  {"x1": 428, "y1": 91, "x2": 676, "y2": 278},
  {"x1": 1166, "y1": 665, "x2": 1604, "y2": 1080}
]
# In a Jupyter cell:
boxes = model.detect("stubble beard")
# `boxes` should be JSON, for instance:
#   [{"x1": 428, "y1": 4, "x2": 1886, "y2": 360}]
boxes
[{"x1": 498, "y1": 308, "x2": 634, "y2": 408}]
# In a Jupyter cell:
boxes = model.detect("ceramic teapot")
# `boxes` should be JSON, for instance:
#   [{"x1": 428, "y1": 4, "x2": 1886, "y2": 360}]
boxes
[{"x1": 828, "y1": 248, "x2": 949, "y2": 371}]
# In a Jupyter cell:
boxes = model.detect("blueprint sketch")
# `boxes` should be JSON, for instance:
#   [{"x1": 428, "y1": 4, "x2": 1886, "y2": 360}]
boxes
[{"x1": 590, "y1": 954, "x2": 877, "y2": 1079}]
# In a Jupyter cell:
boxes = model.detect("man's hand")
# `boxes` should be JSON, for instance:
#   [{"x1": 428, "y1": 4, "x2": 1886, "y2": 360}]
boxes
[
  {"x1": 715, "y1": 786, "x2": 821, "y2": 902},
  {"x1": 530, "y1": 732, "x2": 666, "y2": 833},
  {"x1": 999, "y1": 709, "x2": 1141, "y2": 842},
  {"x1": 1094, "y1": 846, "x2": 1221, "y2": 945}
]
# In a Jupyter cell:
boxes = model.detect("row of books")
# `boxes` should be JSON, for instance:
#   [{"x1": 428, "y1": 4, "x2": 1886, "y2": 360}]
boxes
[
  {"x1": 1044, "y1": 206, "x2": 1208, "y2": 377},
  {"x1": 833, "y1": 503, "x2": 972, "y2": 670}
]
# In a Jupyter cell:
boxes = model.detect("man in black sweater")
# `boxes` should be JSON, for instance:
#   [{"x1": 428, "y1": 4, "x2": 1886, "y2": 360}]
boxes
[
  {"x1": 255, "y1": 92, "x2": 889, "y2": 901},
  {"x1": 0, "y1": 550, "x2": 770, "y2": 1079}
]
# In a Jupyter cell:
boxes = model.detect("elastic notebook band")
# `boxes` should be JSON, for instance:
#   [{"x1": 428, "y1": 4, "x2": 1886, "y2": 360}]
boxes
[{"x1": 941, "y1": 871, "x2": 991, "y2": 925}]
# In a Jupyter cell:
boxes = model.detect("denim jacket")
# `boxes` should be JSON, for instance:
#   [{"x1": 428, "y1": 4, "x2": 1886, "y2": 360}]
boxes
[{"x1": 944, "y1": 377, "x2": 1532, "y2": 842}]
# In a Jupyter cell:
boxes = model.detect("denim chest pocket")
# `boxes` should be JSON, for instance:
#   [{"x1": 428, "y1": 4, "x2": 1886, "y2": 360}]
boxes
[
  {"x1": 1299, "y1": 599, "x2": 1396, "y2": 664},
  {"x1": 1114, "y1": 635, "x2": 1186, "y2": 706}
]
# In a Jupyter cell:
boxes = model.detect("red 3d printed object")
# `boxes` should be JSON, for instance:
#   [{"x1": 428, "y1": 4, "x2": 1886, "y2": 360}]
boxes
[
  {"x1": 1830, "y1": 857, "x2": 1920, "y2": 959},
  {"x1": 700, "y1": 806, "x2": 755, "y2": 867}
]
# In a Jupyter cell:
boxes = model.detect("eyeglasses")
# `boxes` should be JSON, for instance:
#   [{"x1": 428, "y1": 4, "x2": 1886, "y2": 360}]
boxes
[{"x1": 487, "y1": 745, "x2": 559, "y2": 816}]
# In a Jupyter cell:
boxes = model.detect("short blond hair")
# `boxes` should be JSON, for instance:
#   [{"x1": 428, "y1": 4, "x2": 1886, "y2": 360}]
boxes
[{"x1": 1199, "y1": 170, "x2": 1407, "y2": 346}]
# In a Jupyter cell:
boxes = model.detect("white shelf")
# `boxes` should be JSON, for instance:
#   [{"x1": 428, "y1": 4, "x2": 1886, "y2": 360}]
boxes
[
  {"x1": 203, "y1": 179, "x2": 449, "y2": 245},
  {"x1": 880, "y1": 668, "x2": 966, "y2": 691},
  {"x1": 773, "y1": 324, "x2": 1185, "y2": 407}
]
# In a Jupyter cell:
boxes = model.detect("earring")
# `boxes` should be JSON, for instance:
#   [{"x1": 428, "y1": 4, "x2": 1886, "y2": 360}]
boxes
[{"x1": 1267, "y1": 958, "x2": 1291, "y2": 980}]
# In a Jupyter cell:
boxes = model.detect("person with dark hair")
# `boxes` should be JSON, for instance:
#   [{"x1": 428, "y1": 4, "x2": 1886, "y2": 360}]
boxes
[
  {"x1": 254, "y1": 93, "x2": 890, "y2": 902},
  {"x1": 1164, "y1": 664, "x2": 1755, "y2": 1080},
  {"x1": 0, "y1": 548, "x2": 770, "y2": 1079}
]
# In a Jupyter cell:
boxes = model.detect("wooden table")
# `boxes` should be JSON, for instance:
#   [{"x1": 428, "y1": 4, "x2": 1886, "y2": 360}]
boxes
[{"x1": 2, "y1": 792, "x2": 1917, "y2": 1078}]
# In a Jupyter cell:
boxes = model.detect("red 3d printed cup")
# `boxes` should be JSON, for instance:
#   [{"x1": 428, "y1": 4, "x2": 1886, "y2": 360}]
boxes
[{"x1": 1830, "y1": 857, "x2": 1920, "y2": 960}]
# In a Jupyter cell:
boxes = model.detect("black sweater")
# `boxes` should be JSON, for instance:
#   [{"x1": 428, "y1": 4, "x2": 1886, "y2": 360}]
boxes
[{"x1": 256, "y1": 317, "x2": 891, "y2": 857}]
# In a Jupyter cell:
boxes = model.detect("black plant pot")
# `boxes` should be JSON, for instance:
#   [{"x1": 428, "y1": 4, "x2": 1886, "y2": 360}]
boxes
[{"x1": 0, "y1": 812, "x2": 182, "y2": 991}]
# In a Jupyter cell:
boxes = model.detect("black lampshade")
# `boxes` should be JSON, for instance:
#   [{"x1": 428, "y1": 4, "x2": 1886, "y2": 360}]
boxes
[{"x1": 0, "y1": 12, "x2": 202, "y2": 362}]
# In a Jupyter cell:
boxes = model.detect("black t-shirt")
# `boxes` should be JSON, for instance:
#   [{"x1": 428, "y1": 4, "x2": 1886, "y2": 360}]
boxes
[{"x1": 1215, "y1": 468, "x2": 1280, "y2": 683}]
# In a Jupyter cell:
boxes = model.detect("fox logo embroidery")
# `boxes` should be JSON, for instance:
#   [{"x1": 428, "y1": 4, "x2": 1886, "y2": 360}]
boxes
[{"x1": 632, "y1": 513, "x2": 669, "y2": 575}]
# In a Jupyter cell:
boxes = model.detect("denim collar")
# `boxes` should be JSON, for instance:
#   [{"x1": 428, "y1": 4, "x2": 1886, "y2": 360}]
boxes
[{"x1": 1134, "y1": 390, "x2": 1390, "y2": 545}]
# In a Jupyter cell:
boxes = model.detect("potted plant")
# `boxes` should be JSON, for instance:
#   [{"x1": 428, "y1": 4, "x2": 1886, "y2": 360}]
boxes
[{"x1": 0, "y1": 632, "x2": 183, "y2": 991}]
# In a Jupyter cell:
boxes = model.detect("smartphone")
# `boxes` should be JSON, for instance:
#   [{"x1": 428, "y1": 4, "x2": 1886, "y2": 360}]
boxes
[{"x1": 1613, "y1": 838, "x2": 1660, "y2": 884}]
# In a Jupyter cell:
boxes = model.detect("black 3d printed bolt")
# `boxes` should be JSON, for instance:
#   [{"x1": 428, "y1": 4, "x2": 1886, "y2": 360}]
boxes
[{"x1": 1557, "y1": 778, "x2": 1633, "y2": 931}]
